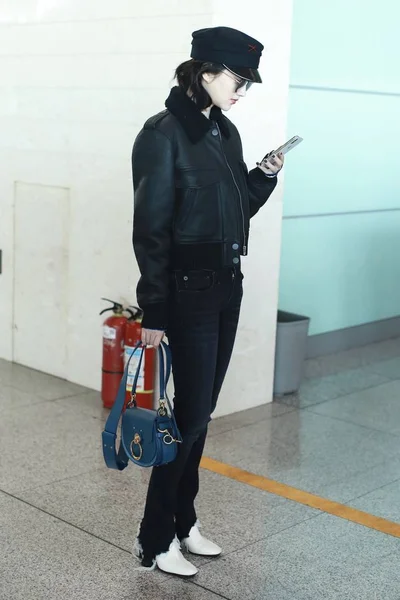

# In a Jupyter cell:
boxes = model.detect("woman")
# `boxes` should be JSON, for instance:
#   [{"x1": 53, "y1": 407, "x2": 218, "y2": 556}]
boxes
[{"x1": 131, "y1": 26, "x2": 283, "y2": 577}]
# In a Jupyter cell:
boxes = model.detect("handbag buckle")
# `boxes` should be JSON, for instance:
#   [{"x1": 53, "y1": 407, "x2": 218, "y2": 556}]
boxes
[{"x1": 130, "y1": 433, "x2": 143, "y2": 461}]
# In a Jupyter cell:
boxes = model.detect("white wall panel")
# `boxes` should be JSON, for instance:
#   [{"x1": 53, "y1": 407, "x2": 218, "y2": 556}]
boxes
[{"x1": 13, "y1": 182, "x2": 70, "y2": 377}]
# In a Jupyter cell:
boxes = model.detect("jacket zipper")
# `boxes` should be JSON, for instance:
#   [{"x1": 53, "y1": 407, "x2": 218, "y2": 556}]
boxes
[{"x1": 215, "y1": 123, "x2": 247, "y2": 256}]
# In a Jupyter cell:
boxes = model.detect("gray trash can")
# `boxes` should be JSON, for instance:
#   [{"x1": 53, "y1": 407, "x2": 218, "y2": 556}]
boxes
[{"x1": 273, "y1": 310, "x2": 310, "y2": 395}]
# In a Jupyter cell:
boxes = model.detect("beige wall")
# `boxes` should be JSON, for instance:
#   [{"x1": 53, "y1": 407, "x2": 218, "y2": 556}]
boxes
[{"x1": 0, "y1": 0, "x2": 293, "y2": 416}]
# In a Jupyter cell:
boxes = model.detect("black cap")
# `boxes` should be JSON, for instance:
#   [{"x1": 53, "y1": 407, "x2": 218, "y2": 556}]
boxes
[{"x1": 191, "y1": 26, "x2": 264, "y2": 83}]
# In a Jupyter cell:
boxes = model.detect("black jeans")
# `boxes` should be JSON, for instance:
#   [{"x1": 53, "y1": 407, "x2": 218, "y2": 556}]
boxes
[{"x1": 138, "y1": 267, "x2": 243, "y2": 565}]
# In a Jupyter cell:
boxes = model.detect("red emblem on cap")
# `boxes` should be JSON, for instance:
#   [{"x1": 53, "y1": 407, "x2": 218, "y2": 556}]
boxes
[{"x1": 248, "y1": 44, "x2": 257, "y2": 53}]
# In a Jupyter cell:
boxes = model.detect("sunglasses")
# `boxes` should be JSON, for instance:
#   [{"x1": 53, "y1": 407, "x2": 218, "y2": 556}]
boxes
[{"x1": 222, "y1": 69, "x2": 254, "y2": 92}]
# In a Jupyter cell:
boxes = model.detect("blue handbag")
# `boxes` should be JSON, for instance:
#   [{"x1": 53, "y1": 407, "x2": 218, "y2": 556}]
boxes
[{"x1": 102, "y1": 341, "x2": 182, "y2": 470}]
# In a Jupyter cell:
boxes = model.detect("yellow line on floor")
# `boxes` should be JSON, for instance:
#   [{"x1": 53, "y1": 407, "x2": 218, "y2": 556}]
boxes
[{"x1": 200, "y1": 456, "x2": 400, "y2": 539}]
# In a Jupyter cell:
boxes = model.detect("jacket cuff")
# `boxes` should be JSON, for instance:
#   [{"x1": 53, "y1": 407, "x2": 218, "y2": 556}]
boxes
[
  {"x1": 251, "y1": 165, "x2": 279, "y2": 185},
  {"x1": 140, "y1": 302, "x2": 168, "y2": 331}
]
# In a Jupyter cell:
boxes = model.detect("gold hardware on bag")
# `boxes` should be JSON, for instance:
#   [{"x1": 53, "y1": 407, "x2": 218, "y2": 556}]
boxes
[
  {"x1": 158, "y1": 400, "x2": 167, "y2": 417},
  {"x1": 130, "y1": 433, "x2": 143, "y2": 460},
  {"x1": 126, "y1": 392, "x2": 137, "y2": 410},
  {"x1": 157, "y1": 428, "x2": 182, "y2": 445}
]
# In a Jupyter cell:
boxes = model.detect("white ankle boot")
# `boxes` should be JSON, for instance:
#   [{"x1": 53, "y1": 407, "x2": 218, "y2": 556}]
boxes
[
  {"x1": 133, "y1": 532, "x2": 197, "y2": 577},
  {"x1": 182, "y1": 522, "x2": 222, "y2": 557},
  {"x1": 156, "y1": 537, "x2": 198, "y2": 577}
]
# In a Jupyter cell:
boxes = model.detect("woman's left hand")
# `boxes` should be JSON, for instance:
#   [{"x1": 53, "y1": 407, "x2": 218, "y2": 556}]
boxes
[{"x1": 256, "y1": 152, "x2": 284, "y2": 177}]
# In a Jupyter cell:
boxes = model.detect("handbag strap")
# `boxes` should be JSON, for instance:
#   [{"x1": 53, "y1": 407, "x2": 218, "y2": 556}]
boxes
[
  {"x1": 102, "y1": 341, "x2": 143, "y2": 470},
  {"x1": 159, "y1": 341, "x2": 182, "y2": 442},
  {"x1": 102, "y1": 341, "x2": 177, "y2": 470}
]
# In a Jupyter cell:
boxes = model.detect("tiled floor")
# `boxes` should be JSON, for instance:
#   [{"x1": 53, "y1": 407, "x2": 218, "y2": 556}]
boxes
[{"x1": 1, "y1": 338, "x2": 400, "y2": 599}]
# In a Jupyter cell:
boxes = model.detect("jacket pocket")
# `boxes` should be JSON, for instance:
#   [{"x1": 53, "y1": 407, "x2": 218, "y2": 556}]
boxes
[
  {"x1": 175, "y1": 168, "x2": 220, "y2": 189},
  {"x1": 174, "y1": 178, "x2": 223, "y2": 241}
]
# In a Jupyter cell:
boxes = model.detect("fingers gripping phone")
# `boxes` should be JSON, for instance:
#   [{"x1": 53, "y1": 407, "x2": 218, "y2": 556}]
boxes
[{"x1": 262, "y1": 135, "x2": 303, "y2": 161}]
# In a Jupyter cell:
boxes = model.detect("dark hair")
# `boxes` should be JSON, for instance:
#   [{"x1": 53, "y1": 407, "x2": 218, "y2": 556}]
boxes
[{"x1": 175, "y1": 59, "x2": 225, "y2": 110}]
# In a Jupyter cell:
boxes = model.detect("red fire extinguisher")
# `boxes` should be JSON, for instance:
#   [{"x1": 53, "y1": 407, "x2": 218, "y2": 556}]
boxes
[
  {"x1": 124, "y1": 306, "x2": 156, "y2": 410},
  {"x1": 100, "y1": 298, "x2": 134, "y2": 409}
]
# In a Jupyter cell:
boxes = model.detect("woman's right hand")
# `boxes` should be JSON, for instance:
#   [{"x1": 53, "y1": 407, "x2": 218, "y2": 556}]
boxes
[{"x1": 141, "y1": 328, "x2": 165, "y2": 348}]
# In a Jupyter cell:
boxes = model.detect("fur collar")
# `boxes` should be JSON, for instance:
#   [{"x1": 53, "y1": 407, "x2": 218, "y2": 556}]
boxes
[{"x1": 165, "y1": 86, "x2": 231, "y2": 144}]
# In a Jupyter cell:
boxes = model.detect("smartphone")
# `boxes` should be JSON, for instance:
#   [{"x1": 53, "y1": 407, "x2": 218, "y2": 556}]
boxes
[{"x1": 263, "y1": 135, "x2": 303, "y2": 161}]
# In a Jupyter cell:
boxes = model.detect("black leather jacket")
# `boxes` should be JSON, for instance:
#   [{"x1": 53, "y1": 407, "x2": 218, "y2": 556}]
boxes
[{"x1": 132, "y1": 87, "x2": 278, "y2": 329}]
